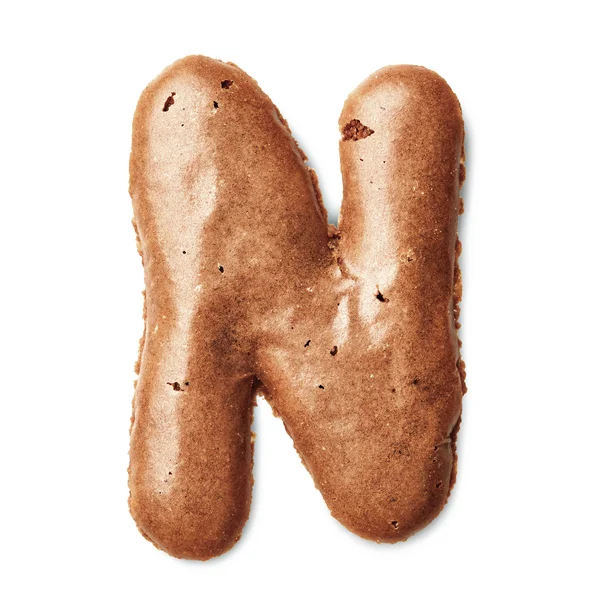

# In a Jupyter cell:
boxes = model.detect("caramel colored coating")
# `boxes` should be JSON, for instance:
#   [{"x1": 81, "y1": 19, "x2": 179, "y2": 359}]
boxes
[{"x1": 128, "y1": 56, "x2": 465, "y2": 560}]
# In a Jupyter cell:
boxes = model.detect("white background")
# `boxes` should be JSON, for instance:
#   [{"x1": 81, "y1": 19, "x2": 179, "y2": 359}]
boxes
[{"x1": 1, "y1": 1, "x2": 599, "y2": 598}]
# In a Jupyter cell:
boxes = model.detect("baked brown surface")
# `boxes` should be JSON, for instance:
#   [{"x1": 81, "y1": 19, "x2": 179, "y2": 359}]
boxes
[{"x1": 128, "y1": 55, "x2": 466, "y2": 560}]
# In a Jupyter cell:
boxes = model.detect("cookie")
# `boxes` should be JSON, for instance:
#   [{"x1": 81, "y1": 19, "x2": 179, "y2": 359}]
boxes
[{"x1": 128, "y1": 55, "x2": 465, "y2": 560}]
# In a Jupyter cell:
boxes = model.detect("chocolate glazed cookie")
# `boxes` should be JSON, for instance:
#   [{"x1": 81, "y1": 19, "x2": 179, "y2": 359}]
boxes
[{"x1": 128, "y1": 56, "x2": 466, "y2": 560}]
